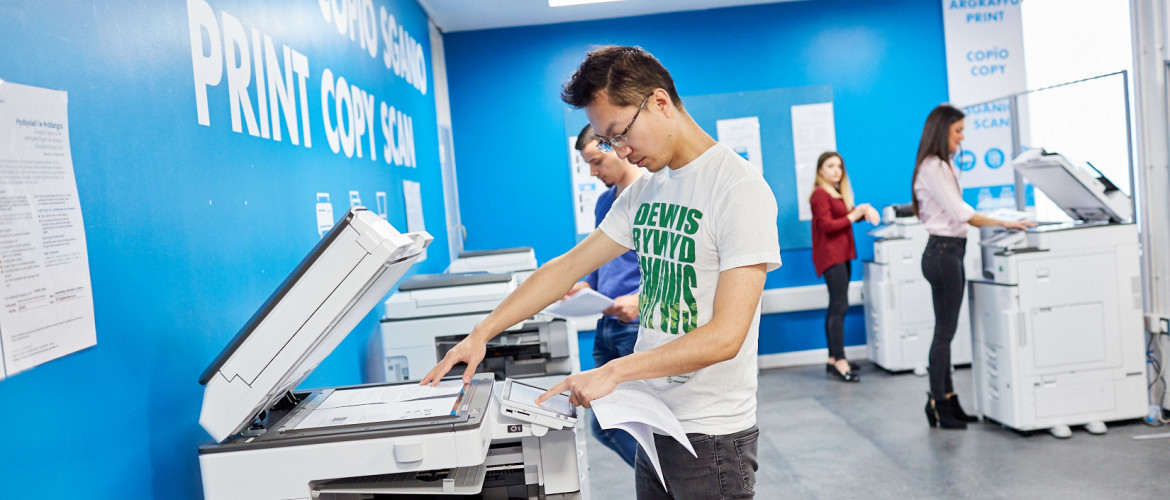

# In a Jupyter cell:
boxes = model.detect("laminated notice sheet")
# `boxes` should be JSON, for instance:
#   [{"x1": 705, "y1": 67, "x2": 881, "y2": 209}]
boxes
[{"x1": 0, "y1": 81, "x2": 96, "y2": 380}]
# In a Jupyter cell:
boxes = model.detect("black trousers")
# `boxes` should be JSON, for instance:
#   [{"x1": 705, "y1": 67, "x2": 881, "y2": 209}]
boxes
[
  {"x1": 921, "y1": 235, "x2": 966, "y2": 401},
  {"x1": 822, "y1": 261, "x2": 851, "y2": 360}
]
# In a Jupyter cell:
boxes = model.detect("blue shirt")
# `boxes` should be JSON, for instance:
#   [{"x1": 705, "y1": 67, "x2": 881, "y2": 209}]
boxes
[{"x1": 585, "y1": 185, "x2": 641, "y2": 323}]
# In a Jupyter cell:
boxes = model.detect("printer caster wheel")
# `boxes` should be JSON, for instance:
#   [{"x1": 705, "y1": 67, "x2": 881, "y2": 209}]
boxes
[
  {"x1": 1049, "y1": 425, "x2": 1072, "y2": 439},
  {"x1": 1085, "y1": 421, "x2": 1107, "y2": 435}
]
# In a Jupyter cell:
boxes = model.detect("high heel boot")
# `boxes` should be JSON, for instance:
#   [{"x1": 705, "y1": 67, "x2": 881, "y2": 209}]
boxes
[
  {"x1": 947, "y1": 394, "x2": 979, "y2": 423},
  {"x1": 924, "y1": 393, "x2": 967, "y2": 429}
]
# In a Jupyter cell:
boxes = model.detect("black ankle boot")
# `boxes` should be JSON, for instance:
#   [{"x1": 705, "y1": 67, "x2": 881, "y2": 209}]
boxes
[
  {"x1": 925, "y1": 393, "x2": 967, "y2": 430},
  {"x1": 947, "y1": 394, "x2": 979, "y2": 423}
]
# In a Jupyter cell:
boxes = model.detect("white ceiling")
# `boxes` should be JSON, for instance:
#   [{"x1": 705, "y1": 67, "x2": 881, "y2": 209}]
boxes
[{"x1": 417, "y1": 0, "x2": 802, "y2": 33}]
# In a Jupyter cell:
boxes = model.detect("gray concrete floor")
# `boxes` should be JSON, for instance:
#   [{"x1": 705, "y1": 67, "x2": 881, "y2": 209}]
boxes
[{"x1": 584, "y1": 363, "x2": 1170, "y2": 499}]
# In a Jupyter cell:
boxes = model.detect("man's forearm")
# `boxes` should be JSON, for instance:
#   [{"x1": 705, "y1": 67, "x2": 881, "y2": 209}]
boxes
[
  {"x1": 601, "y1": 264, "x2": 765, "y2": 383},
  {"x1": 603, "y1": 318, "x2": 745, "y2": 382}
]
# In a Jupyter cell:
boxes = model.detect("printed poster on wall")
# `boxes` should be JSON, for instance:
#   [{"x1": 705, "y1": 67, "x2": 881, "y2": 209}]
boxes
[
  {"x1": 716, "y1": 117, "x2": 763, "y2": 175},
  {"x1": 942, "y1": 0, "x2": 1026, "y2": 189},
  {"x1": 0, "y1": 81, "x2": 97, "y2": 380},
  {"x1": 791, "y1": 102, "x2": 837, "y2": 221},
  {"x1": 567, "y1": 136, "x2": 608, "y2": 238},
  {"x1": 403, "y1": 180, "x2": 426, "y2": 262}
]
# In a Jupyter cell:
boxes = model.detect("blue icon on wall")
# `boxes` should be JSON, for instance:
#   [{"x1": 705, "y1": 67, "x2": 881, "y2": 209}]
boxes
[
  {"x1": 985, "y1": 148, "x2": 1005, "y2": 169},
  {"x1": 956, "y1": 151, "x2": 976, "y2": 171}
]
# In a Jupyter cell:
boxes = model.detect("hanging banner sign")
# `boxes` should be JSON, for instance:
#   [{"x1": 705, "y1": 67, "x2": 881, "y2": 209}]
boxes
[{"x1": 941, "y1": 0, "x2": 1026, "y2": 189}]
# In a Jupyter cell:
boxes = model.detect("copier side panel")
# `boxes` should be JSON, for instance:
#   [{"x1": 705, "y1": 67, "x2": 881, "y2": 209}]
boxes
[
  {"x1": 861, "y1": 262, "x2": 889, "y2": 366},
  {"x1": 1015, "y1": 251, "x2": 1122, "y2": 376},
  {"x1": 538, "y1": 428, "x2": 583, "y2": 495},
  {"x1": 969, "y1": 282, "x2": 1021, "y2": 426},
  {"x1": 1112, "y1": 239, "x2": 1146, "y2": 375}
]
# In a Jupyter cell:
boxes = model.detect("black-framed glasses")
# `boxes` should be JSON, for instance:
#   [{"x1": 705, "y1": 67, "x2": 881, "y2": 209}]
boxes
[{"x1": 595, "y1": 93, "x2": 652, "y2": 153}]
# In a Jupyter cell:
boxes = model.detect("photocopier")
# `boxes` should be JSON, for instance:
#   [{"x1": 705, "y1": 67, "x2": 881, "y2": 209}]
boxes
[
  {"x1": 969, "y1": 149, "x2": 1146, "y2": 438},
  {"x1": 369, "y1": 250, "x2": 577, "y2": 385},
  {"x1": 446, "y1": 247, "x2": 538, "y2": 282},
  {"x1": 197, "y1": 208, "x2": 587, "y2": 499},
  {"x1": 862, "y1": 204, "x2": 977, "y2": 374}
]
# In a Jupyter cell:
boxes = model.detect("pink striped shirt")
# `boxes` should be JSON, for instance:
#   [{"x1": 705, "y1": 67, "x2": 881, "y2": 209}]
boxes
[{"x1": 913, "y1": 155, "x2": 975, "y2": 237}]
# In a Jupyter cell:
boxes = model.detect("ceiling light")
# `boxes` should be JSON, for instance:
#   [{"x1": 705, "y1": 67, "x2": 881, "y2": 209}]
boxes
[{"x1": 549, "y1": 0, "x2": 626, "y2": 7}]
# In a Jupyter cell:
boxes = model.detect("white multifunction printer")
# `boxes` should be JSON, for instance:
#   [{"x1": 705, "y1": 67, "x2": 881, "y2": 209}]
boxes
[
  {"x1": 370, "y1": 272, "x2": 579, "y2": 385},
  {"x1": 197, "y1": 208, "x2": 586, "y2": 499},
  {"x1": 370, "y1": 243, "x2": 577, "y2": 385},
  {"x1": 969, "y1": 149, "x2": 1146, "y2": 438},
  {"x1": 446, "y1": 247, "x2": 539, "y2": 282},
  {"x1": 862, "y1": 204, "x2": 977, "y2": 374}
]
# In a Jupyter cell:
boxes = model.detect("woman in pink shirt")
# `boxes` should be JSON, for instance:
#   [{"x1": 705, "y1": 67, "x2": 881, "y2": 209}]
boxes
[{"x1": 912, "y1": 104, "x2": 1033, "y2": 430}]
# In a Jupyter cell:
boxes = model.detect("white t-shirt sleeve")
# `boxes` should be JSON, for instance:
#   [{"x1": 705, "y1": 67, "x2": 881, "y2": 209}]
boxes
[
  {"x1": 716, "y1": 177, "x2": 782, "y2": 272},
  {"x1": 598, "y1": 177, "x2": 639, "y2": 250}
]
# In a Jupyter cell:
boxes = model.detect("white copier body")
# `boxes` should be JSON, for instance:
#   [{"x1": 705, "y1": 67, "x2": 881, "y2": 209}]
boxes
[
  {"x1": 197, "y1": 208, "x2": 586, "y2": 499},
  {"x1": 446, "y1": 247, "x2": 538, "y2": 282},
  {"x1": 969, "y1": 150, "x2": 1146, "y2": 435},
  {"x1": 371, "y1": 272, "x2": 578, "y2": 384},
  {"x1": 862, "y1": 209, "x2": 977, "y2": 373}
]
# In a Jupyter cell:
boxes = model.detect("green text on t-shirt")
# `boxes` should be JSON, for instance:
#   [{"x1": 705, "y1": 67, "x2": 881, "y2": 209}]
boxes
[{"x1": 632, "y1": 202, "x2": 702, "y2": 335}]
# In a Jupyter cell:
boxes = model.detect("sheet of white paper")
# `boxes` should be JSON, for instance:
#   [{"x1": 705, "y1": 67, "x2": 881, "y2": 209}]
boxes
[
  {"x1": 315, "y1": 380, "x2": 464, "y2": 410},
  {"x1": 716, "y1": 116, "x2": 763, "y2": 175},
  {"x1": 545, "y1": 288, "x2": 614, "y2": 317},
  {"x1": 294, "y1": 394, "x2": 459, "y2": 430},
  {"x1": 403, "y1": 180, "x2": 426, "y2": 262},
  {"x1": 791, "y1": 102, "x2": 837, "y2": 221},
  {"x1": 0, "y1": 81, "x2": 97, "y2": 380},
  {"x1": 591, "y1": 380, "x2": 696, "y2": 489}
]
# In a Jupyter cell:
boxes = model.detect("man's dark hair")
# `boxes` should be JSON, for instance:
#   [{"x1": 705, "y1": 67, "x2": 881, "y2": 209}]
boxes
[
  {"x1": 575, "y1": 124, "x2": 595, "y2": 151},
  {"x1": 561, "y1": 45, "x2": 682, "y2": 109}
]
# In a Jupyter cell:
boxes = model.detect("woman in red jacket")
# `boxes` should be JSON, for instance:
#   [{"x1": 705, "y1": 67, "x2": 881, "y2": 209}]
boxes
[{"x1": 810, "y1": 152, "x2": 879, "y2": 382}]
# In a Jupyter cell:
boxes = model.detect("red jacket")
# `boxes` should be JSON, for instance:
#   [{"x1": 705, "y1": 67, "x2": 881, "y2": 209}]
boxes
[{"x1": 810, "y1": 187, "x2": 857, "y2": 277}]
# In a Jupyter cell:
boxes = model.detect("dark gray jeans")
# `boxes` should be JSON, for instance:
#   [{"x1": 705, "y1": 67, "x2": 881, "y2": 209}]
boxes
[{"x1": 634, "y1": 425, "x2": 760, "y2": 499}]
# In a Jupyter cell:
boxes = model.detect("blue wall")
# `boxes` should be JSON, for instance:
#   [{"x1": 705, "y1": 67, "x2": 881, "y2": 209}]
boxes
[
  {"x1": 0, "y1": 1, "x2": 447, "y2": 498},
  {"x1": 444, "y1": 0, "x2": 949, "y2": 353}
]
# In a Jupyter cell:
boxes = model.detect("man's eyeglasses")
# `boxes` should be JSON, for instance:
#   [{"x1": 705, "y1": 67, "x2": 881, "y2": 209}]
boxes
[{"x1": 595, "y1": 93, "x2": 652, "y2": 153}]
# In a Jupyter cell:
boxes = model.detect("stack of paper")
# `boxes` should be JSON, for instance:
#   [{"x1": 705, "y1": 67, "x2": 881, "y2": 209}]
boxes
[{"x1": 589, "y1": 380, "x2": 696, "y2": 489}]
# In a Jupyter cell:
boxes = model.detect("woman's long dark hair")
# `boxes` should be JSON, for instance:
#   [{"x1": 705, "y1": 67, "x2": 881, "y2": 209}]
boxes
[{"x1": 911, "y1": 104, "x2": 965, "y2": 215}]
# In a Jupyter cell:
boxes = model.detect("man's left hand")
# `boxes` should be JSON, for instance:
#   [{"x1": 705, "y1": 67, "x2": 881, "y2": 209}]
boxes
[
  {"x1": 603, "y1": 294, "x2": 639, "y2": 322},
  {"x1": 536, "y1": 365, "x2": 620, "y2": 409}
]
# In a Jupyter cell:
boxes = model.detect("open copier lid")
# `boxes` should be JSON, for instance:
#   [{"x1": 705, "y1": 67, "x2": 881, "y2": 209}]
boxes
[
  {"x1": 1013, "y1": 149, "x2": 1132, "y2": 223},
  {"x1": 198, "y1": 207, "x2": 432, "y2": 443}
]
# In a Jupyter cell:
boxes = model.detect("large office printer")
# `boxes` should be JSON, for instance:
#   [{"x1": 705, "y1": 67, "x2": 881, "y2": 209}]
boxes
[
  {"x1": 447, "y1": 247, "x2": 538, "y2": 282},
  {"x1": 197, "y1": 208, "x2": 585, "y2": 499},
  {"x1": 862, "y1": 204, "x2": 977, "y2": 374},
  {"x1": 370, "y1": 272, "x2": 578, "y2": 384},
  {"x1": 969, "y1": 149, "x2": 1146, "y2": 438}
]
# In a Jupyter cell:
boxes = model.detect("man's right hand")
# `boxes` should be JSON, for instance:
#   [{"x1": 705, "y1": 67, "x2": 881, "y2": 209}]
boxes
[
  {"x1": 419, "y1": 333, "x2": 487, "y2": 386},
  {"x1": 563, "y1": 281, "x2": 590, "y2": 301}
]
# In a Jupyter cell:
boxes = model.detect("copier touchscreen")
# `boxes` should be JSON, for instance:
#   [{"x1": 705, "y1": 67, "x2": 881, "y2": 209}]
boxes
[{"x1": 504, "y1": 379, "x2": 576, "y2": 418}]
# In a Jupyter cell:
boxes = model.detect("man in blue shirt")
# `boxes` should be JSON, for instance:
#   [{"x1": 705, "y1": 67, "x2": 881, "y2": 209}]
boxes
[{"x1": 564, "y1": 123, "x2": 643, "y2": 467}]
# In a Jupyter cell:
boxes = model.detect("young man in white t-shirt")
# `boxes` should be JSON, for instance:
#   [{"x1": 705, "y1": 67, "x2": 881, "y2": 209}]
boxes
[{"x1": 421, "y1": 45, "x2": 781, "y2": 499}]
